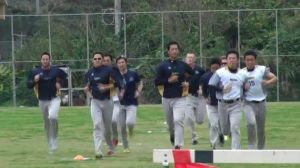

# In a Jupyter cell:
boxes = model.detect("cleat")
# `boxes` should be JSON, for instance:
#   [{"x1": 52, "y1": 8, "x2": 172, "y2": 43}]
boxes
[
  {"x1": 95, "y1": 154, "x2": 103, "y2": 160},
  {"x1": 192, "y1": 140, "x2": 198, "y2": 145},
  {"x1": 219, "y1": 134, "x2": 225, "y2": 147},
  {"x1": 174, "y1": 145, "x2": 181, "y2": 150},
  {"x1": 113, "y1": 138, "x2": 119, "y2": 147},
  {"x1": 170, "y1": 135, "x2": 174, "y2": 145},
  {"x1": 107, "y1": 149, "x2": 114, "y2": 156},
  {"x1": 123, "y1": 148, "x2": 130, "y2": 153}
]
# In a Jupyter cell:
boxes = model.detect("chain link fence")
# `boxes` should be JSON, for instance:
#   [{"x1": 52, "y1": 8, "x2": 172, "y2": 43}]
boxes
[{"x1": 0, "y1": 8, "x2": 299, "y2": 106}]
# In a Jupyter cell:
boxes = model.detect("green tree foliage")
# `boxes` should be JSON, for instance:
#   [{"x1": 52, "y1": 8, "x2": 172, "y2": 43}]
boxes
[{"x1": 1, "y1": 1, "x2": 300, "y2": 105}]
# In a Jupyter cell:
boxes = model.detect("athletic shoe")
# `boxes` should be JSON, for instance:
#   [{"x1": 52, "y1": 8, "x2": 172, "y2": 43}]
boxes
[
  {"x1": 174, "y1": 145, "x2": 181, "y2": 150},
  {"x1": 95, "y1": 154, "x2": 103, "y2": 160},
  {"x1": 192, "y1": 140, "x2": 198, "y2": 145},
  {"x1": 170, "y1": 135, "x2": 174, "y2": 145},
  {"x1": 219, "y1": 134, "x2": 224, "y2": 147},
  {"x1": 113, "y1": 138, "x2": 119, "y2": 147},
  {"x1": 123, "y1": 148, "x2": 130, "y2": 153},
  {"x1": 107, "y1": 149, "x2": 114, "y2": 156}
]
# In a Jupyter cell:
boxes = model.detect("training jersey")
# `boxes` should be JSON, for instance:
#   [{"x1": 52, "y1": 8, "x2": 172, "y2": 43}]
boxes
[
  {"x1": 242, "y1": 65, "x2": 269, "y2": 101},
  {"x1": 85, "y1": 66, "x2": 116, "y2": 100},
  {"x1": 199, "y1": 71, "x2": 218, "y2": 106},
  {"x1": 188, "y1": 65, "x2": 205, "y2": 96},
  {"x1": 116, "y1": 69, "x2": 141, "y2": 106},
  {"x1": 27, "y1": 66, "x2": 68, "y2": 100},
  {"x1": 209, "y1": 67, "x2": 247, "y2": 100},
  {"x1": 154, "y1": 59, "x2": 194, "y2": 98}
]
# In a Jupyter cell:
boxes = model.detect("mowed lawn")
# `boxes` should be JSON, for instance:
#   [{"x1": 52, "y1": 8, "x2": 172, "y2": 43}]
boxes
[{"x1": 0, "y1": 102, "x2": 300, "y2": 168}]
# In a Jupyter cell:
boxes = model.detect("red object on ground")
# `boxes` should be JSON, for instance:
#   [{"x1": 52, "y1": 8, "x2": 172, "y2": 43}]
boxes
[{"x1": 172, "y1": 149, "x2": 217, "y2": 168}]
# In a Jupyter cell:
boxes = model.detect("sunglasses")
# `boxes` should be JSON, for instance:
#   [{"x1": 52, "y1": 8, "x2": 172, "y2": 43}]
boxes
[
  {"x1": 93, "y1": 58, "x2": 102, "y2": 60},
  {"x1": 221, "y1": 62, "x2": 227, "y2": 65}
]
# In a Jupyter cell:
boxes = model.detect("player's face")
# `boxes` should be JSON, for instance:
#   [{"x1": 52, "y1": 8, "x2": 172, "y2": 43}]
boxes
[
  {"x1": 117, "y1": 58, "x2": 127, "y2": 71},
  {"x1": 227, "y1": 53, "x2": 239, "y2": 69},
  {"x1": 41, "y1": 54, "x2": 51, "y2": 68},
  {"x1": 211, "y1": 63, "x2": 220, "y2": 73},
  {"x1": 168, "y1": 44, "x2": 179, "y2": 60},
  {"x1": 221, "y1": 59, "x2": 227, "y2": 67},
  {"x1": 93, "y1": 54, "x2": 103, "y2": 68},
  {"x1": 244, "y1": 55, "x2": 256, "y2": 69},
  {"x1": 185, "y1": 53, "x2": 196, "y2": 65},
  {"x1": 103, "y1": 56, "x2": 112, "y2": 66}
]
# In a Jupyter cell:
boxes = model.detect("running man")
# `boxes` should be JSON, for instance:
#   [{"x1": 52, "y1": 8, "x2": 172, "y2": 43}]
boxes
[
  {"x1": 84, "y1": 52, "x2": 116, "y2": 159},
  {"x1": 199, "y1": 57, "x2": 221, "y2": 149},
  {"x1": 115, "y1": 56, "x2": 143, "y2": 152},
  {"x1": 209, "y1": 49, "x2": 247, "y2": 149},
  {"x1": 184, "y1": 52, "x2": 205, "y2": 145},
  {"x1": 154, "y1": 41, "x2": 194, "y2": 149},
  {"x1": 27, "y1": 52, "x2": 67, "y2": 154},
  {"x1": 242, "y1": 50, "x2": 277, "y2": 149},
  {"x1": 102, "y1": 53, "x2": 122, "y2": 147}
]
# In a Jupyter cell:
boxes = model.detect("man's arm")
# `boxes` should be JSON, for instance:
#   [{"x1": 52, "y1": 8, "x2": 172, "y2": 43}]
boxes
[
  {"x1": 154, "y1": 64, "x2": 168, "y2": 86},
  {"x1": 263, "y1": 67, "x2": 277, "y2": 87},
  {"x1": 208, "y1": 73, "x2": 223, "y2": 92},
  {"x1": 27, "y1": 70, "x2": 36, "y2": 89}
]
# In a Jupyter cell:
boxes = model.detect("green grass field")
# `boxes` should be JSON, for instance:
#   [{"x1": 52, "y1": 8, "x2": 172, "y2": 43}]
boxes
[{"x1": 0, "y1": 102, "x2": 300, "y2": 168}]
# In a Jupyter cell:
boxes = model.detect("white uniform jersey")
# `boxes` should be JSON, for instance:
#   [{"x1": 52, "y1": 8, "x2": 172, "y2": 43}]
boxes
[
  {"x1": 112, "y1": 95, "x2": 119, "y2": 102},
  {"x1": 242, "y1": 65, "x2": 269, "y2": 101},
  {"x1": 209, "y1": 67, "x2": 247, "y2": 100}
]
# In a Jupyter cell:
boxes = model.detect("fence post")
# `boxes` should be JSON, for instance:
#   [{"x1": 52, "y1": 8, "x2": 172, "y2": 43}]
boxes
[
  {"x1": 275, "y1": 9, "x2": 279, "y2": 102},
  {"x1": 11, "y1": 16, "x2": 16, "y2": 107}
]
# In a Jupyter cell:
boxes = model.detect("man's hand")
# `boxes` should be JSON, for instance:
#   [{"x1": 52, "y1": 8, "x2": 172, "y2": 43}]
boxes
[
  {"x1": 181, "y1": 81, "x2": 189, "y2": 88},
  {"x1": 134, "y1": 90, "x2": 140, "y2": 98},
  {"x1": 223, "y1": 83, "x2": 232, "y2": 93},
  {"x1": 168, "y1": 73, "x2": 179, "y2": 83},
  {"x1": 98, "y1": 83, "x2": 113, "y2": 92},
  {"x1": 34, "y1": 74, "x2": 40, "y2": 82},
  {"x1": 244, "y1": 82, "x2": 251, "y2": 91}
]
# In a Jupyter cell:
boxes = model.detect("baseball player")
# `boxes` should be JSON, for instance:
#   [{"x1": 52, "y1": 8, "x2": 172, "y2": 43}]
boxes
[
  {"x1": 242, "y1": 50, "x2": 277, "y2": 149},
  {"x1": 154, "y1": 41, "x2": 194, "y2": 149},
  {"x1": 184, "y1": 52, "x2": 205, "y2": 145},
  {"x1": 199, "y1": 58, "x2": 221, "y2": 149},
  {"x1": 84, "y1": 52, "x2": 116, "y2": 159},
  {"x1": 103, "y1": 53, "x2": 121, "y2": 147},
  {"x1": 217, "y1": 56, "x2": 229, "y2": 145},
  {"x1": 209, "y1": 49, "x2": 247, "y2": 149},
  {"x1": 27, "y1": 52, "x2": 67, "y2": 154},
  {"x1": 115, "y1": 56, "x2": 143, "y2": 152}
]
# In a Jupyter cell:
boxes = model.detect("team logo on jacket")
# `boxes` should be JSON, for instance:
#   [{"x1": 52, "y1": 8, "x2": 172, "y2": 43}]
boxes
[
  {"x1": 168, "y1": 66, "x2": 171, "y2": 70},
  {"x1": 195, "y1": 70, "x2": 199, "y2": 74},
  {"x1": 129, "y1": 77, "x2": 134, "y2": 82}
]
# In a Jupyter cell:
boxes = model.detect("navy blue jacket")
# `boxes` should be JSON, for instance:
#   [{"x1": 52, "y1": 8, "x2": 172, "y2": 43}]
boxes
[
  {"x1": 154, "y1": 59, "x2": 194, "y2": 98},
  {"x1": 116, "y1": 69, "x2": 141, "y2": 106},
  {"x1": 27, "y1": 66, "x2": 68, "y2": 100},
  {"x1": 199, "y1": 71, "x2": 218, "y2": 106},
  {"x1": 85, "y1": 66, "x2": 116, "y2": 100},
  {"x1": 188, "y1": 65, "x2": 205, "y2": 96}
]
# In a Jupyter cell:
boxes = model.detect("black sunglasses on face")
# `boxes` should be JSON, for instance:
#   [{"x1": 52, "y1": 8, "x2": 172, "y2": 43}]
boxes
[{"x1": 93, "y1": 58, "x2": 102, "y2": 60}]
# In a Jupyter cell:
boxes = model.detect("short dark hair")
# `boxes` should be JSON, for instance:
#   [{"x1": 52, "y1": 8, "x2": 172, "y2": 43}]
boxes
[
  {"x1": 225, "y1": 49, "x2": 239, "y2": 59},
  {"x1": 93, "y1": 51, "x2": 103, "y2": 58},
  {"x1": 116, "y1": 55, "x2": 127, "y2": 63},
  {"x1": 186, "y1": 51, "x2": 197, "y2": 56},
  {"x1": 243, "y1": 50, "x2": 258, "y2": 59},
  {"x1": 40, "y1": 52, "x2": 51, "y2": 59},
  {"x1": 103, "y1": 53, "x2": 113, "y2": 61},
  {"x1": 210, "y1": 57, "x2": 221, "y2": 66},
  {"x1": 167, "y1": 41, "x2": 180, "y2": 50}
]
